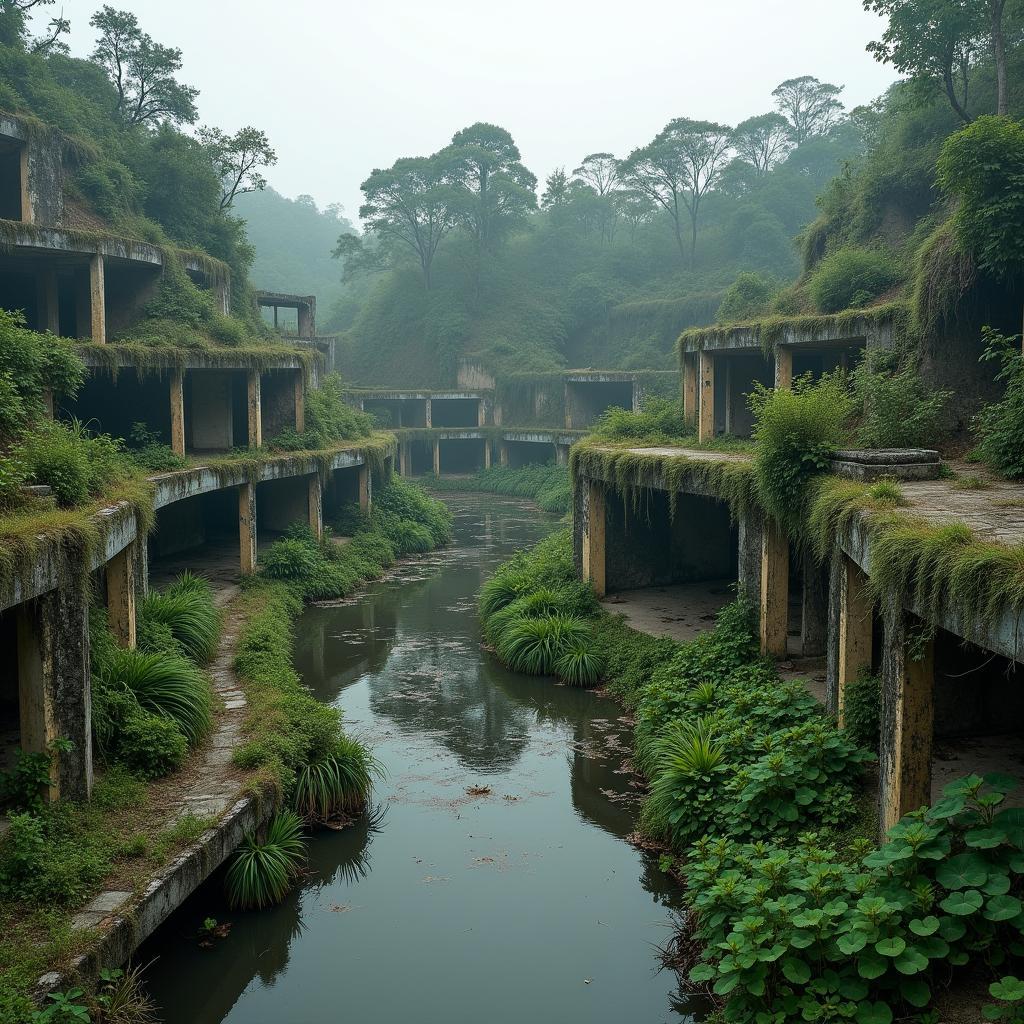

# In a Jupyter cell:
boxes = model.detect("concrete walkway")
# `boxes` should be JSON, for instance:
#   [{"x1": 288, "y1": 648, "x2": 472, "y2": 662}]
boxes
[{"x1": 601, "y1": 581, "x2": 735, "y2": 644}]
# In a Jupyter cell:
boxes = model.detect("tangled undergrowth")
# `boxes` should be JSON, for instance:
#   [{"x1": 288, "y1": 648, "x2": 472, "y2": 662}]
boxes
[{"x1": 425, "y1": 462, "x2": 572, "y2": 514}]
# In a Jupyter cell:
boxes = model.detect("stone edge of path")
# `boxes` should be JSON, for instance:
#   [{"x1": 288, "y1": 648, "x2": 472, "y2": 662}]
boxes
[{"x1": 34, "y1": 590, "x2": 274, "y2": 1002}]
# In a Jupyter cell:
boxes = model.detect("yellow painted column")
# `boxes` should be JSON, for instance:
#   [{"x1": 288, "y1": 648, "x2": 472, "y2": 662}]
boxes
[
  {"x1": 398, "y1": 443, "x2": 408, "y2": 476},
  {"x1": 247, "y1": 371, "x2": 262, "y2": 449},
  {"x1": 432, "y1": 439, "x2": 441, "y2": 476},
  {"x1": 308, "y1": 474, "x2": 323, "y2": 541},
  {"x1": 294, "y1": 371, "x2": 306, "y2": 433},
  {"x1": 837, "y1": 555, "x2": 873, "y2": 727},
  {"x1": 698, "y1": 350, "x2": 715, "y2": 444},
  {"x1": 582, "y1": 480, "x2": 606, "y2": 599},
  {"x1": 484, "y1": 440, "x2": 492, "y2": 469},
  {"x1": 774, "y1": 346, "x2": 793, "y2": 389},
  {"x1": 682, "y1": 354, "x2": 698, "y2": 430},
  {"x1": 499, "y1": 443, "x2": 509, "y2": 467},
  {"x1": 239, "y1": 481, "x2": 257, "y2": 573},
  {"x1": 883, "y1": 626, "x2": 935, "y2": 831},
  {"x1": 478, "y1": 399, "x2": 486, "y2": 427},
  {"x1": 358, "y1": 465, "x2": 371, "y2": 513},
  {"x1": 89, "y1": 254, "x2": 106, "y2": 344},
  {"x1": 759, "y1": 521, "x2": 789, "y2": 657},
  {"x1": 106, "y1": 543, "x2": 138, "y2": 650},
  {"x1": 19, "y1": 145, "x2": 32, "y2": 223},
  {"x1": 170, "y1": 370, "x2": 186, "y2": 456}
]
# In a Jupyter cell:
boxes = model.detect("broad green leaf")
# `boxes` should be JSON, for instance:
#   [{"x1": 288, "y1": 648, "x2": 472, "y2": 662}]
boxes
[
  {"x1": 900, "y1": 976, "x2": 931, "y2": 1007},
  {"x1": 936, "y1": 852, "x2": 988, "y2": 890},
  {"x1": 986, "y1": 895, "x2": 1024, "y2": 922},
  {"x1": 909, "y1": 916, "x2": 939, "y2": 936},
  {"x1": 837, "y1": 931, "x2": 868, "y2": 955},
  {"x1": 874, "y1": 936, "x2": 906, "y2": 958},
  {"x1": 966, "y1": 827, "x2": 1008, "y2": 849},
  {"x1": 940, "y1": 889, "x2": 984, "y2": 916},
  {"x1": 894, "y1": 948, "x2": 928, "y2": 975},
  {"x1": 782, "y1": 958, "x2": 811, "y2": 985},
  {"x1": 857, "y1": 954, "x2": 887, "y2": 980},
  {"x1": 990, "y1": 976, "x2": 1024, "y2": 1002},
  {"x1": 855, "y1": 1002, "x2": 893, "y2": 1024}
]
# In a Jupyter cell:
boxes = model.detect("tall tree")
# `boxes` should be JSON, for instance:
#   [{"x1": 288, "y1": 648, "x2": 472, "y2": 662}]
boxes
[
  {"x1": 447, "y1": 123, "x2": 537, "y2": 255},
  {"x1": 989, "y1": 0, "x2": 1009, "y2": 116},
  {"x1": 863, "y1": 0, "x2": 984, "y2": 123},
  {"x1": 357, "y1": 153, "x2": 458, "y2": 289},
  {"x1": 772, "y1": 76, "x2": 845, "y2": 144},
  {"x1": 199, "y1": 126, "x2": 277, "y2": 210},
  {"x1": 731, "y1": 113, "x2": 792, "y2": 175},
  {"x1": 619, "y1": 118, "x2": 732, "y2": 263},
  {"x1": 0, "y1": 0, "x2": 68, "y2": 52},
  {"x1": 572, "y1": 152, "x2": 619, "y2": 195},
  {"x1": 541, "y1": 167, "x2": 570, "y2": 209},
  {"x1": 90, "y1": 6, "x2": 198, "y2": 127}
]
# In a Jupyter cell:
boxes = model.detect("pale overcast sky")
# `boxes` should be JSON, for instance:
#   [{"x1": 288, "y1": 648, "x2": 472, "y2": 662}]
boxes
[{"x1": 63, "y1": 0, "x2": 898, "y2": 221}]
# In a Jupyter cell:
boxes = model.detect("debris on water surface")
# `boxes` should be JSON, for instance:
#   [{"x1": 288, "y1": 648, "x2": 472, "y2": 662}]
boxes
[{"x1": 465, "y1": 784, "x2": 492, "y2": 796}]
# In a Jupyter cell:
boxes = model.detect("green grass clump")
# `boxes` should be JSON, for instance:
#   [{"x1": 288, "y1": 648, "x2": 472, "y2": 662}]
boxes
[
  {"x1": 372, "y1": 477, "x2": 453, "y2": 554},
  {"x1": 496, "y1": 613, "x2": 592, "y2": 676},
  {"x1": 426, "y1": 463, "x2": 572, "y2": 515},
  {"x1": 225, "y1": 810, "x2": 306, "y2": 910},
  {"x1": 293, "y1": 736, "x2": 381, "y2": 823},
  {"x1": 140, "y1": 572, "x2": 220, "y2": 664},
  {"x1": 807, "y1": 245, "x2": 900, "y2": 313}
]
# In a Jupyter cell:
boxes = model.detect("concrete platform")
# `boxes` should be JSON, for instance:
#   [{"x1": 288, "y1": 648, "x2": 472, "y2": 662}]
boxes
[{"x1": 602, "y1": 582, "x2": 735, "y2": 644}]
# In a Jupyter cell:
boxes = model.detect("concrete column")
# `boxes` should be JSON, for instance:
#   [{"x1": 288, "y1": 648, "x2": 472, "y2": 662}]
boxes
[
  {"x1": 19, "y1": 145, "x2": 32, "y2": 223},
  {"x1": 737, "y1": 508, "x2": 764, "y2": 604},
  {"x1": 759, "y1": 521, "x2": 789, "y2": 657},
  {"x1": 170, "y1": 371, "x2": 185, "y2": 456},
  {"x1": 297, "y1": 303, "x2": 314, "y2": 337},
  {"x1": 801, "y1": 556, "x2": 829, "y2": 657},
  {"x1": 138, "y1": 539, "x2": 150, "y2": 601},
  {"x1": 698, "y1": 350, "x2": 715, "y2": 444},
  {"x1": 398, "y1": 443, "x2": 408, "y2": 476},
  {"x1": 432, "y1": 439, "x2": 441, "y2": 476},
  {"x1": 775, "y1": 347, "x2": 793, "y2": 389},
  {"x1": 556, "y1": 444, "x2": 569, "y2": 467},
  {"x1": 582, "y1": 480, "x2": 606, "y2": 598},
  {"x1": 358, "y1": 465, "x2": 371, "y2": 513},
  {"x1": 106, "y1": 543, "x2": 138, "y2": 650},
  {"x1": 682, "y1": 354, "x2": 698, "y2": 430},
  {"x1": 239, "y1": 481, "x2": 257, "y2": 573},
  {"x1": 499, "y1": 443, "x2": 509, "y2": 467},
  {"x1": 484, "y1": 440, "x2": 492, "y2": 469},
  {"x1": 880, "y1": 606, "x2": 934, "y2": 831},
  {"x1": 89, "y1": 254, "x2": 105, "y2": 344},
  {"x1": 724, "y1": 360, "x2": 734, "y2": 436},
  {"x1": 478, "y1": 399, "x2": 486, "y2": 427},
  {"x1": 247, "y1": 371, "x2": 262, "y2": 449},
  {"x1": 836, "y1": 554, "x2": 874, "y2": 727},
  {"x1": 294, "y1": 372, "x2": 306, "y2": 433},
  {"x1": 308, "y1": 475, "x2": 323, "y2": 541},
  {"x1": 41, "y1": 390, "x2": 54, "y2": 420},
  {"x1": 425, "y1": 399, "x2": 432, "y2": 428},
  {"x1": 564, "y1": 383, "x2": 574, "y2": 430},
  {"x1": 16, "y1": 585, "x2": 92, "y2": 802}
]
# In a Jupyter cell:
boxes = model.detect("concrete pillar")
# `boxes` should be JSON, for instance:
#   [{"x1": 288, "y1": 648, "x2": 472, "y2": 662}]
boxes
[
  {"x1": 89, "y1": 254, "x2": 105, "y2": 344},
  {"x1": 294, "y1": 372, "x2": 306, "y2": 433},
  {"x1": 775, "y1": 346, "x2": 793, "y2": 389},
  {"x1": 836, "y1": 555, "x2": 873, "y2": 727},
  {"x1": 478, "y1": 399, "x2": 486, "y2": 427},
  {"x1": 41, "y1": 390, "x2": 54, "y2": 420},
  {"x1": 425, "y1": 399, "x2": 432, "y2": 428},
  {"x1": 759, "y1": 521, "x2": 789, "y2": 657},
  {"x1": 801, "y1": 556, "x2": 829, "y2": 657},
  {"x1": 880, "y1": 607, "x2": 934, "y2": 831},
  {"x1": 170, "y1": 371, "x2": 185, "y2": 456},
  {"x1": 308, "y1": 475, "x2": 323, "y2": 541},
  {"x1": 484, "y1": 440, "x2": 492, "y2": 469},
  {"x1": 239, "y1": 481, "x2": 257, "y2": 574},
  {"x1": 556, "y1": 444, "x2": 569, "y2": 467},
  {"x1": 16, "y1": 585, "x2": 92, "y2": 802},
  {"x1": 582, "y1": 480, "x2": 606, "y2": 598},
  {"x1": 564, "y1": 383, "x2": 574, "y2": 430},
  {"x1": 698, "y1": 350, "x2": 715, "y2": 444},
  {"x1": 297, "y1": 303, "x2": 314, "y2": 338},
  {"x1": 398, "y1": 443, "x2": 408, "y2": 477},
  {"x1": 682, "y1": 354, "x2": 698, "y2": 430},
  {"x1": 358, "y1": 465, "x2": 371, "y2": 514},
  {"x1": 500, "y1": 443, "x2": 509, "y2": 467},
  {"x1": 432, "y1": 439, "x2": 441, "y2": 477},
  {"x1": 106, "y1": 543, "x2": 138, "y2": 650},
  {"x1": 737, "y1": 508, "x2": 764, "y2": 603},
  {"x1": 39, "y1": 269, "x2": 60, "y2": 334},
  {"x1": 19, "y1": 145, "x2": 31, "y2": 223},
  {"x1": 724, "y1": 360, "x2": 733, "y2": 436},
  {"x1": 247, "y1": 371, "x2": 262, "y2": 449},
  {"x1": 138, "y1": 539, "x2": 150, "y2": 601}
]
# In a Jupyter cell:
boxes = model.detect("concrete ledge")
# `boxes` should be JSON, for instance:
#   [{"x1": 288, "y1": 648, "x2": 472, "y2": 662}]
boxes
[
  {"x1": 830, "y1": 449, "x2": 941, "y2": 482},
  {"x1": 503, "y1": 429, "x2": 582, "y2": 446},
  {"x1": 78, "y1": 346, "x2": 307, "y2": 373},
  {"x1": 350, "y1": 390, "x2": 491, "y2": 400},
  {"x1": 36, "y1": 793, "x2": 271, "y2": 1002}
]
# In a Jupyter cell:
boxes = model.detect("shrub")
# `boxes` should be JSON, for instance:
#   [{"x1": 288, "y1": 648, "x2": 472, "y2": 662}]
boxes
[
  {"x1": 225, "y1": 810, "x2": 306, "y2": 909},
  {"x1": 974, "y1": 328, "x2": 1024, "y2": 478},
  {"x1": 850, "y1": 356, "x2": 951, "y2": 449},
  {"x1": 495, "y1": 613, "x2": 592, "y2": 676},
  {"x1": 591, "y1": 397, "x2": 688, "y2": 443},
  {"x1": 293, "y1": 736, "x2": 380, "y2": 822},
  {"x1": 716, "y1": 272, "x2": 779, "y2": 323},
  {"x1": 117, "y1": 706, "x2": 189, "y2": 779},
  {"x1": 750, "y1": 374, "x2": 854, "y2": 531},
  {"x1": 844, "y1": 670, "x2": 882, "y2": 751},
  {"x1": 426, "y1": 464, "x2": 571, "y2": 515},
  {"x1": 553, "y1": 641, "x2": 605, "y2": 687},
  {"x1": 126, "y1": 421, "x2": 188, "y2": 472},
  {"x1": 140, "y1": 574, "x2": 220, "y2": 663},
  {"x1": 808, "y1": 246, "x2": 900, "y2": 313},
  {"x1": 304, "y1": 373, "x2": 375, "y2": 446},
  {"x1": 372, "y1": 478, "x2": 453, "y2": 550}
]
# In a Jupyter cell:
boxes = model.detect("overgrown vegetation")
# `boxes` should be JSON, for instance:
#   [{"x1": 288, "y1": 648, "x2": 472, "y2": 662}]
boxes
[{"x1": 425, "y1": 463, "x2": 572, "y2": 515}]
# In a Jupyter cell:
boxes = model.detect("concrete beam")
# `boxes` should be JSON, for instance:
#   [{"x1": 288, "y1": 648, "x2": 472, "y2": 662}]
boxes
[
  {"x1": 106, "y1": 542, "x2": 138, "y2": 650},
  {"x1": 880, "y1": 606, "x2": 934, "y2": 831},
  {"x1": 774, "y1": 346, "x2": 793, "y2": 389},
  {"x1": 836, "y1": 554, "x2": 873, "y2": 727},
  {"x1": 759, "y1": 521, "x2": 789, "y2": 657},
  {"x1": 582, "y1": 480, "x2": 606, "y2": 598},
  {"x1": 698, "y1": 350, "x2": 715, "y2": 444},
  {"x1": 239, "y1": 482, "x2": 257, "y2": 574},
  {"x1": 169, "y1": 371, "x2": 185, "y2": 456},
  {"x1": 247, "y1": 370, "x2": 262, "y2": 449}
]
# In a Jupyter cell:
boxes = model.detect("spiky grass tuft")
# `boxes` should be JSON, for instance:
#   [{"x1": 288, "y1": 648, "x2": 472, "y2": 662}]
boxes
[
  {"x1": 225, "y1": 811, "x2": 306, "y2": 910},
  {"x1": 496, "y1": 613, "x2": 592, "y2": 676},
  {"x1": 293, "y1": 737, "x2": 382, "y2": 822},
  {"x1": 141, "y1": 575, "x2": 220, "y2": 664}
]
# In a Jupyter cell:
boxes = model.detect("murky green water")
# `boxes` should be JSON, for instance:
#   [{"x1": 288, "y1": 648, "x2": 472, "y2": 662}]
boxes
[{"x1": 142, "y1": 495, "x2": 705, "y2": 1023}]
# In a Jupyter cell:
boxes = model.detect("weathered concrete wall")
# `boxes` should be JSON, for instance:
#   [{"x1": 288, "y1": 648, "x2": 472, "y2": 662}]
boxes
[
  {"x1": 260, "y1": 371, "x2": 298, "y2": 441},
  {"x1": 257, "y1": 476, "x2": 310, "y2": 536},
  {"x1": 565, "y1": 380, "x2": 635, "y2": 430},
  {"x1": 189, "y1": 371, "x2": 234, "y2": 450},
  {"x1": 457, "y1": 362, "x2": 496, "y2": 390}
]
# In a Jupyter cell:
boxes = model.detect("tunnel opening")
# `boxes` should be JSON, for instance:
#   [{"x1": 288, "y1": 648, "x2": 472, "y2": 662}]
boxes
[{"x1": 149, "y1": 489, "x2": 241, "y2": 591}]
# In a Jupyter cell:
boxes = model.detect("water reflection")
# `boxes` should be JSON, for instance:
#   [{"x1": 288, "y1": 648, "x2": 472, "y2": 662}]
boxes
[{"x1": 142, "y1": 497, "x2": 705, "y2": 1024}]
